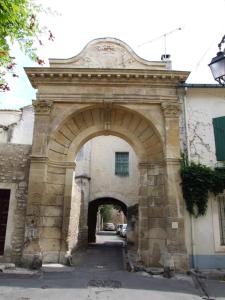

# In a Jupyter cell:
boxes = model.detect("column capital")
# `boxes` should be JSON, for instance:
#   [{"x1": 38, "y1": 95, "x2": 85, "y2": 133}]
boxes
[
  {"x1": 32, "y1": 100, "x2": 53, "y2": 115},
  {"x1": 161, "y1": 101, "x2": 181, "y2": 118}
]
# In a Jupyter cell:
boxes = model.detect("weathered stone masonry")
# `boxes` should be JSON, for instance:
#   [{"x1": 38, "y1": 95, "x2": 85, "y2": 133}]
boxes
[
  {"x1": 0, "y1": 144, "x2": 31, "y2": 263},
  {"x1": 21, "y1": 38, "x2": 189, "y2": 270}
]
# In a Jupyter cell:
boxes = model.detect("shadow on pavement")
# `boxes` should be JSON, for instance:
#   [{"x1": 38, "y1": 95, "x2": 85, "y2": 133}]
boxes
[{"x1": 0, "y1": 235, "x2": 215, "y2": 299}]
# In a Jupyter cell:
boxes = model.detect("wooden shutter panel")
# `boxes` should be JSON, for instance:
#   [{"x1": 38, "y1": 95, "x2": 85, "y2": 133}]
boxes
[{"x1": 213, "y1": 116, "x2": 225, "y2": 161}]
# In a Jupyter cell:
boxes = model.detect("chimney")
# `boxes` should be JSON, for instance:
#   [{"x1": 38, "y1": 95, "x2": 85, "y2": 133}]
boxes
[{"x1": 161, "y1": 54, "x2": 172, "y2": 70}]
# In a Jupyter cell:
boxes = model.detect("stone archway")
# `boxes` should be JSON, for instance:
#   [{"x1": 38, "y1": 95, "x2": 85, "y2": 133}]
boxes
[
  {"x1": 23, "y1": 37, "x2": 189, "y2": 271},
  {"x1": 88, "y1": 197, "x2": 127, "y2": 243},
  {"x1": 47, "y1": 105, "x2": 163, "y2": 263}
]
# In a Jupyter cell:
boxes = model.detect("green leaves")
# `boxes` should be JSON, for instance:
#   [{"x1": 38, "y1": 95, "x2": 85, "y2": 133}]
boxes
[
  {"x1": 100, "y1": 205, "x2": 113, "y2": 223},
  {"x1": 181, "y1": 158, "x2": 225, "y2": 217},
  {"x1": 0, "y1": 0, "x2": 53, "y2": 91},
  {"x1": 211, "y1": 168, "x2": 225, "y2": 195}
]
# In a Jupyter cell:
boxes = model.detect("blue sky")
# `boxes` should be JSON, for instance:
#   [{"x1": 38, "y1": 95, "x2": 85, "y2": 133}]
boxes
[{"x1": 1, "y1": 0, "x2": 225, "y2": 109}]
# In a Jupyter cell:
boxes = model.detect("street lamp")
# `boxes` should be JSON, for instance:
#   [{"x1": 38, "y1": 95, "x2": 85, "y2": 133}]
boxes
[{"x1": 209, "y1": 35, "x2": 225, "y2": 85}]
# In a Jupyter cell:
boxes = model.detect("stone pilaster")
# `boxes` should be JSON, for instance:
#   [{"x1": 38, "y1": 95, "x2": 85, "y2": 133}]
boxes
[
  {"x1": 59, "y1": 163, "x2": 76, "y2": 263},
  {"x1": 22, "y1": 156, "x2": 48, "y2": 266},
  {"x1": 75, "y1": 176, "x2": 91, "y2": 248},
  {"x1": 161, "y1": 101, "x2": 188, "y2": 271},
  {"x1": 22, "y1": 100, "x2": 52, "y2": 266},
  {"x1": 138, "y1": 161, "x2": 166, "y2": 267},
  {"x1": 32, "y1": 100, "x2": 53, "y2": 156}
]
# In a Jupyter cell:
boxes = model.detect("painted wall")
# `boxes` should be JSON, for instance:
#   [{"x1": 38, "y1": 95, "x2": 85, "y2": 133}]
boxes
[
  {"x1": 183, "y1": 87, "x2": 225, "y2": 268},
  {"x1": 75, "y1": 135, "x2": 139, "y2": 205},
  {"x1": 186, "y1": 88, "x2": 225, "y2": 166},
  {"x1": 0, "y1": 106, "x2": 34, "y2": 144},
  {"x1": 90, "y1": 136, "x2": 139, "y2": 206}
]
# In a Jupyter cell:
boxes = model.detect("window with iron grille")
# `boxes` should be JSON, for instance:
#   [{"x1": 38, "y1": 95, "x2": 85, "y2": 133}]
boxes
[
  {"x1": 218, "y1": 194, "x2": 225, "y2": 245},
  {"x1": 115, "y1": 152, "x2": 129, "y2": 176}
]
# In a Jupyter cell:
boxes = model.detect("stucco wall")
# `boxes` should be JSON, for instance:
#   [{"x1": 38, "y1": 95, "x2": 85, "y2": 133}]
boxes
[
  {"x1": 75, "y1": 135, "x2": 139, "y2": 206},
  {"x1": 88, "y1": 136, "x2": 139, "y2": 206},
  {"x1": 184, "y1": 87, "x2": 225, "y2": 268},
  {"x1": 0, "y1": 106, "x2": 34, "y2": 144},
  {"x1": 74, "y1": 136, "x2": 139, "y2": 246},
  {"x1": 75, "y1": 141, "x2": 91, "y2": 177},
  {"x1": 11, "y1": 106, "x2": 34, "y2": 144},
  {"x1": 186, "y1": 88, "x2": 225, "y2": 166}
]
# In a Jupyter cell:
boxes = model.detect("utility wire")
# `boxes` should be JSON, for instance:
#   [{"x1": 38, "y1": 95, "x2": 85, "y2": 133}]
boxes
[{"x1": 137, "y1": 27, "x2": 182, "y2": 50}]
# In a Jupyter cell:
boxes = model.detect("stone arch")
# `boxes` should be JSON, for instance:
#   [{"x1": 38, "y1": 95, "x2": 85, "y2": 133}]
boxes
[
  {"x1": 44, "y1": 104, "x2": 166, "y2": 265},
  {"x1": 48, "y1": 105, "x2": 163, "y2": 163},
  {"x1": 91, "y1": 192, "x2": 130, "y2": 208},
  {"x1": 88, "y1": 197, "x2": 127, "y2": 243},
  {"x1": 24, "y1": 36, "x2": 189, "y2": 270}
]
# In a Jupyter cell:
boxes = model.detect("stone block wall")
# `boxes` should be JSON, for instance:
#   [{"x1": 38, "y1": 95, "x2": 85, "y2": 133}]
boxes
[
  {"x1": 37, "y1": 166, "x2": 65, "y2": 262},
  {"x1": 138, "y1": 163, "x2": 166, "y2": 267},
  {"x1": 0, "y1": 143, "x2": 31, "y2": 263}
]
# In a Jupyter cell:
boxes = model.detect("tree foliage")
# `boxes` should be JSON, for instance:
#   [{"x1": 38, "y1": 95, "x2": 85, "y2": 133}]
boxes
[
  {"x1": 181, "y1": 155, "x2": 225, "y2": 217},
  {"x1": 0, "y1": 0, "x2": 54, "y2": 91},
  {"x1": 100, "y1": 205, "x2": 113, "y2": 223}
]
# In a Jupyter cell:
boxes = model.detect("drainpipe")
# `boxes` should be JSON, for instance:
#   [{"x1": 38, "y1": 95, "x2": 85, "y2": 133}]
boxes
[{"x1": 182, "y1": 87, "x2": 197, "y2": 269}]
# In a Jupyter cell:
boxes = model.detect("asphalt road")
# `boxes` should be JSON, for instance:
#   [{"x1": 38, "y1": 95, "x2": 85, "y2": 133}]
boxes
[{"x1": 0, "y1": 232, "x2": 224, "y2": 300}]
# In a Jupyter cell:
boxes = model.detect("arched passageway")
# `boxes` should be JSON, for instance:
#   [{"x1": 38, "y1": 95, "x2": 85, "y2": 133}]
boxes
[
  {"x1": 23, "y1": 37, "x2": 189, "y2": 271},
  {"x1": 88, "y1": 197, "x2": 127, "y2": 243}
]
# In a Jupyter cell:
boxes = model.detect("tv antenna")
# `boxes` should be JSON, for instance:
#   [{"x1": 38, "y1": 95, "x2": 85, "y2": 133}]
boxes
[{"x1": 138, "y1": 27, "x2": 182, "y2": 56}]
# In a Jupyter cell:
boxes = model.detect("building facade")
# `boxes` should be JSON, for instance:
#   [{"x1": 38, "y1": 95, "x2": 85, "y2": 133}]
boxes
[
  {"x1": 181, "y1": 85, "x2": 225, "y2": 268},
  {"x1": 0, "y1": 38, "x2": 224, "y2": 270}
]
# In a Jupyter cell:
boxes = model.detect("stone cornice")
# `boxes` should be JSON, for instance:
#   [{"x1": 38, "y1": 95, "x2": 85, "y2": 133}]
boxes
[
  {"x1": 36, "y1": 93, "x2": 179, "y2": 104},
  {"x1": 25, "y1": 67, "x2": 190, "y2": 89}
]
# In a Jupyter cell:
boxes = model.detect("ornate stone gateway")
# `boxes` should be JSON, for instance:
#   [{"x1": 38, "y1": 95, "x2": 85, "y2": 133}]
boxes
[{"x1": 24, "y1": 38, "x2": 189, "y2": 270}]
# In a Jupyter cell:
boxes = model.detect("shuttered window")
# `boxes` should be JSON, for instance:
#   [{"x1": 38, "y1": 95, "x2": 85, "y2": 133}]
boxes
[
  {"x1": 218, "y1": 194, "x2": 225, "y2": 245},
  {"x1": 213, "y1": 116, "x2": 225, "y2": 161},
  {"x1": 115, "y1": 152, "x2": 129, "y2": 176}
]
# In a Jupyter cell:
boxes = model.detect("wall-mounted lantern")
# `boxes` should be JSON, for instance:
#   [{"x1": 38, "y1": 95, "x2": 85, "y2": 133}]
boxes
[{"x1": 209, "y1": 35, "x2": 225, "y2": 85}]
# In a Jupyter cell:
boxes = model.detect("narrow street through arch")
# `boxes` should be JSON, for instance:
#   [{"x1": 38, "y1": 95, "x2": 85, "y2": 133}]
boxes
[
  {"x1": 72, "y1": 233, "x2": 125, "y2": 271},
  {"x1": 88, "y1": 197, "x2": 127, "y2": 243},
  {"x1": 75, "y1": 197, "x2": 127, "y2": 271}
]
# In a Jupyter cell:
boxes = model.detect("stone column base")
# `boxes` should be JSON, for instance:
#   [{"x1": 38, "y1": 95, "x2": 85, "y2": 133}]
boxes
[
  {"x1": 59, "y1": 250, "x2": 71, "y2": 265},
  {"x1": 172, "y1": 253, "x2": 189, "y2": 272},
  {"x1": 138, "y1": 249, "x2": 189, "y2": 272},
  {"x1": 78, "y1": 226, "x2": 88, "y2": 248},
  {"x1": 21, "y1": 252, "x2": 42, "y2": 269}
]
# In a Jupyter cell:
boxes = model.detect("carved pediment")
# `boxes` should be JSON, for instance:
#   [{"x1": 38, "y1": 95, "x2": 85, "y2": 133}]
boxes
[{"x1": 49, "y1": 37, "x2": 166, "y2": 70}]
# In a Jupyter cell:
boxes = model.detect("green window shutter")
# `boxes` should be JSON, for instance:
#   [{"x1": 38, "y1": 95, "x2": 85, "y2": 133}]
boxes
[
  {"x1": 115, "y1": 152, "x2": 129, "y2": 176},
  {"x1": 213, "y1": 116, "x2": 225, "y2": 161},
  {"x1": 218, "y1": 194, "x2": 225, "y2": 245}
]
